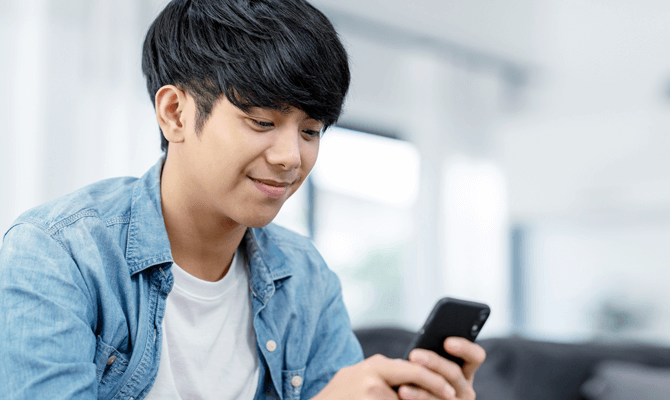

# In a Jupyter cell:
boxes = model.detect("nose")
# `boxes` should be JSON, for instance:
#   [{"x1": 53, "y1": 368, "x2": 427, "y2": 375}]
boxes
[{"x1": 266, "y1": 128, "x2": 301, "y2": 170}]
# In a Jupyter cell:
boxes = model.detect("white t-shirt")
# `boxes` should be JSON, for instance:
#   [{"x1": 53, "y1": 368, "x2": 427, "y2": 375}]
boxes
[{"x1": 145, "y1": 249, "x2": 259, "y2": 400}]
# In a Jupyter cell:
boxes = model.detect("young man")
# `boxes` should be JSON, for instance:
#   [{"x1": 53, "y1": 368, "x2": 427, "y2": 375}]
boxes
[{"x1": 0, "y1": 0, "x2": 485, "y2": 399}]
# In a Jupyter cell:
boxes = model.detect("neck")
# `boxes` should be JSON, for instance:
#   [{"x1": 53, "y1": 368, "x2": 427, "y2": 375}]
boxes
[{"x1": 160, "y1": 157, "x2": 247, "y2": 282}]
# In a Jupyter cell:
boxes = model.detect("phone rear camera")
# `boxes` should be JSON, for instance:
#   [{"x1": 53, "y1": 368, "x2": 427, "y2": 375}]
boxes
[{"x1": 478, "y1": 311, "x2": 489, "y2": 321}]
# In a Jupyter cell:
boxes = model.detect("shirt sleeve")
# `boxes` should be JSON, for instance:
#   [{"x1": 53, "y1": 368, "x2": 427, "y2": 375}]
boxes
[
  {"x1": 301, "y1": 269, "x2": 364, "y2": 399},
  {"x1": 0, "y1": 223, "x2": 98, "y2": 400}
]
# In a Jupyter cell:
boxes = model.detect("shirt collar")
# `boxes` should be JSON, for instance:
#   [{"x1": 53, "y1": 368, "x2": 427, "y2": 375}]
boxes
[
  {"x1": 243, "y1": 227, "x2": 293, "y2": 304},
  {"x1": 125, "y1": 157, "x2": 173, "y2": 275}
]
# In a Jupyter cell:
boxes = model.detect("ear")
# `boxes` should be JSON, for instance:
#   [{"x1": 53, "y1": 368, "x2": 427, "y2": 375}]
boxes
[{"x1": 155, "y1": 85, "x2": 191, "y2": 144}]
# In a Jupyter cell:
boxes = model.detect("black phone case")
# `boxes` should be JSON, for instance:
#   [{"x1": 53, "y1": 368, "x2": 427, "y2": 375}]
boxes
[{"x1": 403, "y1": 297, "x2": 490, "y2": 366}]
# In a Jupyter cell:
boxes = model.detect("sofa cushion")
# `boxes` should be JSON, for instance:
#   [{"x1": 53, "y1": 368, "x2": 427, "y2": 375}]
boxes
[
  {"x1": 474, "y1": 337, "x2": 670, "y2": 400},
  {"x1": 353, "y1": 329, "x2": 670, "y2": 400},
  {"x1": 580, "y1": 360, "x2": 670, "y2": 400},
  {"x1": 354, "y1": 326, "x2": 417, "y2": 359}
]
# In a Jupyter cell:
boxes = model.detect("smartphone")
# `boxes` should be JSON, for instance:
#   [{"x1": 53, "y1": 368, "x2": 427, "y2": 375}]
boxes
[{"x1": 403, "y1": 297, "x2": 490, "y2": 366}]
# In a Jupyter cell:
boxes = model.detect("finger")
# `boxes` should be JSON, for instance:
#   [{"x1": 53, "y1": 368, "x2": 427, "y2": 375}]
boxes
[
  {"x1": 374, "y1": 382, "x2": 402, "y2": 400},
  {"x1": 408, "y1": 349, "x2": 463, "y2": 396},
  {"x1": 444, "y1": 337, "x2": 486, "y2": 380},
  {"x1": 370, "y1": 356, "x2": 453, "y2": 399},
  {"x1": 397, "y1": 384, "x2": 450, "y2": 400}
]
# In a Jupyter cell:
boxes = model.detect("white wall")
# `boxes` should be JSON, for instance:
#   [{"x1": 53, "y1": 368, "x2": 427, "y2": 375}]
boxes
[
  {"x1": 497, "y1": 0, "x2": 670, "y2": 222},
  {"x1": 525, "y1": 221, "x2": 670, "y2": 345},
  {"x1": 495, "y1": 0, "x2": 670, "y2": 342}
]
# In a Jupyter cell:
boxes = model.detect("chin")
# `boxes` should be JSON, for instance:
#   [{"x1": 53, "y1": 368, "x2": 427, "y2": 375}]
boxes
[{"x1": 242, "y1": 213, "x2": 280, "y2": 229}]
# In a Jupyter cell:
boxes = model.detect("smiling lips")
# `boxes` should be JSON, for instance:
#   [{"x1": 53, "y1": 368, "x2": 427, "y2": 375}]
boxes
[{"x1": 251, "y1": 178, "x2": 291, "y2": 198}]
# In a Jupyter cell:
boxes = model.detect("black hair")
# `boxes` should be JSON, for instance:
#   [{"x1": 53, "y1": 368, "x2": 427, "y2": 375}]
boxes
[{"x1": 142, "y1": 0, "x2": 350, "y2": 152}]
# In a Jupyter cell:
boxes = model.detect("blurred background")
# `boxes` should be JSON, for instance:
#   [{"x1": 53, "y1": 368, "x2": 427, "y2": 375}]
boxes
[{"x1": 2, "y1": 0, "x2": 670, "y2": 345}]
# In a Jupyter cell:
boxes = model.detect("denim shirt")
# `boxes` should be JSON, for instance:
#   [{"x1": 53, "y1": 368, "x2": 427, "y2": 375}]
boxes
[{"x1": 0, "y1": 158, "x2": 363, "y2": 400}]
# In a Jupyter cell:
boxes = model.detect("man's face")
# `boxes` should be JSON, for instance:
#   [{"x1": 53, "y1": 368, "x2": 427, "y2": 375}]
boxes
[{"x1": 168, "y1": 94, "x2": 322, "y2": 228}]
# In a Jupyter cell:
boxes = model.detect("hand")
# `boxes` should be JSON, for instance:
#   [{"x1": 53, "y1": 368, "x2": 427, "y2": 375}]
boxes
[
  {"x1": 313, "y1": 354, "x2": 458, "y2": 400},
  {"x1": 399, "y1": 337, "x2": 486, "y2": 400}
]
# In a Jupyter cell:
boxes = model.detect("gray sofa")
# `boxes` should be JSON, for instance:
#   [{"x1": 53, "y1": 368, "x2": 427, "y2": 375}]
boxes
[{"x1": 354, "y1": 328, "x2": 670, "y2": 400}]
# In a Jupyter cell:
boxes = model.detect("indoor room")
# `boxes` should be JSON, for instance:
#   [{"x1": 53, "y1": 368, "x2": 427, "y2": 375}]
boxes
[{"x1": 2, "y1": 0, "x2": 670, "y2": 398}]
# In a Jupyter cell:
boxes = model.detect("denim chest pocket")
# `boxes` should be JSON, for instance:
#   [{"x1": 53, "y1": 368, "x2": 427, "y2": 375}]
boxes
[
  {"x1": 94, "y1": 336, "x2": 131, "y2": 400},
  {"x1": 282, "y1": 368, "x2": 306, "y2": 400}
]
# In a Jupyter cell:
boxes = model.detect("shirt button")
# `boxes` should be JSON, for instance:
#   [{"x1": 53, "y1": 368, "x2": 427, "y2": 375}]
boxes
[
  {"x1": 266, "y1": 340, "x2": 277, "y2": 352},
  {"x1": 106, "y1": 355, "x2": 117, "y2": 366},
  {"x1": 291, "y1": 376, "x2": 303, "y2": 388}
]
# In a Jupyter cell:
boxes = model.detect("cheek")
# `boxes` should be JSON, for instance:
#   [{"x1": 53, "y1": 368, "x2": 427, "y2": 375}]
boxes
[{"x1": 301, "y1": 142, "x2": 319, "y2": 173}]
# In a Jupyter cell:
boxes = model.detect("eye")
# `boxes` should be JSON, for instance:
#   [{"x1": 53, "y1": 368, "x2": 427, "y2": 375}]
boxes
[
  {"x1": 252, "y1": 119, "x2": 274, "y2": 128},
  {"x1": 302, "y1": 129, "x2": 321, "y2": 138}
]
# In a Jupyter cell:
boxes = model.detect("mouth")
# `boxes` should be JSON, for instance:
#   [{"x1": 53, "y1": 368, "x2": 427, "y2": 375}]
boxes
[{"x1": 249, "y1": 177, "x2": 293, "y2": 199}]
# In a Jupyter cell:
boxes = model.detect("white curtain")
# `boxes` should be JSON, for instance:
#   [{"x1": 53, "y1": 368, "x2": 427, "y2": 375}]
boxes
[{"x1": 0, "y1": 0, "x2": 168, "y2": 234}]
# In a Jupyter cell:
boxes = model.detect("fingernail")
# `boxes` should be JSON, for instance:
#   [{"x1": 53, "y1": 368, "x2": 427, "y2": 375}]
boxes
[
  {"x1": 444, "y1": 384, "x2": 456, "y2": 398},
  {"x1": 400, "y1": 385, "x2": 419, "y2": 399},
  {"x1": 446, "y1": 338, "x2": 461, "y2": 353},
  {"x1": 409, "y1": 349, "x2": 429, "y2": 364}
]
